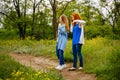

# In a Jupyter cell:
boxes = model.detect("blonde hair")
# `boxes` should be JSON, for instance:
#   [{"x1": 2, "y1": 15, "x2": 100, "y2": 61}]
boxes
[{"x1": 60, "y1": 14, "x2": 69, "y2": 32}]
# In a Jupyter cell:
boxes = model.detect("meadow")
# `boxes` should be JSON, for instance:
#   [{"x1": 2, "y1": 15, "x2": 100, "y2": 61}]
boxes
[{"x1": 0, "y1": 37, "x2": 120, "y2": 80}]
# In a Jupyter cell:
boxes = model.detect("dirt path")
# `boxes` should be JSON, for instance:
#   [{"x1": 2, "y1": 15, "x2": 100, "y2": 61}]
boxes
[{"x1": 10, "y1": 53, "x2": 96, "y2": 80}]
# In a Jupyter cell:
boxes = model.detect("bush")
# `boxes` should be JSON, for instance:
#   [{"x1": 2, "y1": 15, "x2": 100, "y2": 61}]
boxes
[
  {"x1": 0, "y1": 29, "x2": 18, "y2": 40},
  {"x1": 84, "y1": 25, "x2": 112, "y2": 39}
]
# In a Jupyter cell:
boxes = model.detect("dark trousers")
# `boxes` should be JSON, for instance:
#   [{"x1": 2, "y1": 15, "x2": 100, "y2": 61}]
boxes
[
  {"x1": 72, "y1": 44, "x2": 83, "y2": 68},
  {"x1": 56, "y1": 43, "x2": 65, "y2": 65}
]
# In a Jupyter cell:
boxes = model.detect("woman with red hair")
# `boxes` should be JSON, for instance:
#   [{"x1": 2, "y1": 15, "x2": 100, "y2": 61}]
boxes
[{"x1": 69, "y1": 13, "x2": 86, "y2": 71}]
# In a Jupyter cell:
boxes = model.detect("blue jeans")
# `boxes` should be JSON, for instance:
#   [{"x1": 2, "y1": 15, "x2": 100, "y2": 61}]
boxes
[
  {"x1": 56, "y1": 43, "x2": 65, "y2": 65},
  {"x1": 72, "y1": 44, "x2": 83, "y2": 68},
  {"x1": 56, "y1": 43, "x2": 59, "y2": 59}
]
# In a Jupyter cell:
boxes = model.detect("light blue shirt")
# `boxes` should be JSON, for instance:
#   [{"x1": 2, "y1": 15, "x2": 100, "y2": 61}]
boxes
[{"x1": 57, "y1": 24, "x2": 68, "y2": 50}]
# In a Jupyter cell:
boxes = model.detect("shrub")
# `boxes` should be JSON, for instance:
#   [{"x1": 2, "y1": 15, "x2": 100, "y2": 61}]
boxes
[
  {"x1": 84, "y1": 25, "x2": 112, "y2": 39},
  {"x1": 0, "y1": 29, "x2": 18, "y2": 40}
]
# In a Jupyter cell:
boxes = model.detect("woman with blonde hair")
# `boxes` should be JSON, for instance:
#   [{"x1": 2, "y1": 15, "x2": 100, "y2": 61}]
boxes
[
  {"x1": 69, "y1": 13, "x2": 86, "y2": 71},
  {"x1": 55, "y1": 14, "x2": 69, "y2": 70}
]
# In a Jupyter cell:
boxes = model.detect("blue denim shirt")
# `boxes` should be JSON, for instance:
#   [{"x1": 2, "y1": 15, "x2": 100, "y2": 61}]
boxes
[
  {"x1": 57, "y1": 24, "x2": 68, "y2": 51},
  {"x1": 72, "y1": 23, "x2": 81, "y2": 44}
]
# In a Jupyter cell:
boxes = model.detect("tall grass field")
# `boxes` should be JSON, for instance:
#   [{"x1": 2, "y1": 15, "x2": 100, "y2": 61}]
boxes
[{"x1": 0, "y1": 37, "x2": 120, "y2": 80}]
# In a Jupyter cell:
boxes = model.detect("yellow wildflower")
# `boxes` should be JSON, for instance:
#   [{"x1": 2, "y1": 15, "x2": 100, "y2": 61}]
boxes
[
  {"x1": 44, "y1": 78, "x2": 50, "y2": 80},
  {"x1": 20, "y1": 78, "x2": 25, "y2": 80}
]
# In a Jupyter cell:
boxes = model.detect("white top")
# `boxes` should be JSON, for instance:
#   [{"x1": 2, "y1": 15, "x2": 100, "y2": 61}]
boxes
[{"x1": 73, "y1": 20, "x2": 86, "y2": 24}]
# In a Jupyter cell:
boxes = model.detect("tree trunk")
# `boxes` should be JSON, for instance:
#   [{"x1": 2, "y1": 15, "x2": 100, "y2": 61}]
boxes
[
  {"x1": 31, "y1": 0, "x2": 36, "y2": 37},
  {"x1": 23, "y1": 0, "x2": 27, "y2": 39},
  {"x1": 52, "y1": 4, "x2": 58, "y2": 40},
  {"x1": 31, "y1": 0, "x2": 42, "y2": 38},
  {"x1": 18, "y1": 23, "x2": 25, "y2": 40},
  {"x1": 13, "y1": 0, "x2": 25, "y2": 40}
]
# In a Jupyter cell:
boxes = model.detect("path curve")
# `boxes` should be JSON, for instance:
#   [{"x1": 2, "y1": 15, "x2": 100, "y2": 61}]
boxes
[{"x1": 10, "y1": 53, "x2": 96, "y2": 80}]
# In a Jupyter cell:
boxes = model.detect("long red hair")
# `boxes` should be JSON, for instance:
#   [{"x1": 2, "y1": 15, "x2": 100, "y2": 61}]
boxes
[{"x1": 71, "y1": 13, "x2": 82, "y2": 26}]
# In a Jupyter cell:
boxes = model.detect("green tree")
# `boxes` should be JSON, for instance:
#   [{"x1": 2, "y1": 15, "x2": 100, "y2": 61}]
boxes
[
  {"x1": 30, "y1": 0, "x2": 43, "y2": 37},
  {"x1": 100, "y1": 0, "x2": 120, "y2": 29},
  {"x1": 0, "y1": 0, "x2": 28, "y2": 39},
  {"x1": 48, "y1": 0, "x2": 73, "y2": 39}
]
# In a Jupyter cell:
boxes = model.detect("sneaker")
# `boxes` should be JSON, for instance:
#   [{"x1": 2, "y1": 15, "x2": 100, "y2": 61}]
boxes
[
  {"x1": 68, "y1": 67, "x2": 76, "y2": 71},
  {"x1": 55, "y1": 65, "x2": 61, "y2": 69},
  {"x1": 55, "y1": 64, "x2": 66, "y2": 70},
  {"x1": 62, "y1": 64, "x2": 66, "y2": 68},
  {"x1": 78, "y1": 67, "x2": 83, "y2": 70}
]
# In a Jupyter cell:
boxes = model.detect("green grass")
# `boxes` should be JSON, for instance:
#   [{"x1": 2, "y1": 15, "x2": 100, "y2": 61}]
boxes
[
  {"x1": 0, "y1": 50, "x2": 63, "y2": 80},
  {"x1": 82, "y1": 37, "x2": 120, "y2": 80},
  {"x1": 0, "y1": 37, "x2": 120, "y2": 80},
  {"x1": 96, "y1": 48, "x2": 120, "y2": 80}
]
